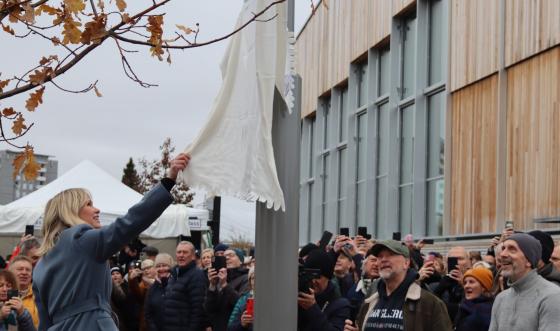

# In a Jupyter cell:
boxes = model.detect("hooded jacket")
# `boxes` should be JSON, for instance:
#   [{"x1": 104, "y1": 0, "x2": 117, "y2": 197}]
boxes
[{"x1": 537, "y1": 262, "x2": 560, "y2": 286}]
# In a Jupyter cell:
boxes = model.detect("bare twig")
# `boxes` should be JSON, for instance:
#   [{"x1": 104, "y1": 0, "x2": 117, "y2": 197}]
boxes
[{"x1": 50, "y1": 79, "x2": 96, "y2": 94}]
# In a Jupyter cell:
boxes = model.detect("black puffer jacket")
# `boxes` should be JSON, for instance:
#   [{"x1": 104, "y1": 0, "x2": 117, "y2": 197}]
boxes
[
  {"x1": 145, "y1": 278, "x2": 167, "y2": 331},
  {"x1": 162, "y1": 261, "x2": 206, "y2": 331},
  {"x1": 204, "y1": 267, "x2": 249, "y2": 331}
]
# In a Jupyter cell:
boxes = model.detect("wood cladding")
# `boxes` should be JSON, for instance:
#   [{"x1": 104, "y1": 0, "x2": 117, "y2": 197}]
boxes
[
  {"x1": 296, "y1": 0, "x2": 394, "y2": 118},
  {"x1": 449, "y1": 0, "x2": 500, "y2": 92},
  {"x1": 450, "y1": 75, "x2": 498, "y2": 235},
  {"x1": 506, "y1": 47, "x2": 560, "y2": 230},
  {"x1": 505, "y1": 0, "x2": 560, "y2": 67}
]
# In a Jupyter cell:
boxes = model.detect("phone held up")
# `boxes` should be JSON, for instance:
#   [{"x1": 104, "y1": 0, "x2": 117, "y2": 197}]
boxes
[
  {"x1": 212, "y1": 256, "x2": 227, "y2": 271},
  {"x1": 447, "y1": 257, "x2": 459, "y2": 274},
  {"x1": 25, "y1": 225, "x2": 34, "y2": 236},
  {"x1": 7, "y1": 289, "x2": 19, "y2": 300},
  {"x1": 245, "y1": 297, "x2": 254, "y2": 316}
]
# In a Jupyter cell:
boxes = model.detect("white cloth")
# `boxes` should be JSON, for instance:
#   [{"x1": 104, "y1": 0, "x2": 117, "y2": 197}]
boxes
[{"x1": 178, "y1": 0, "x2": 291, "y2": 211}]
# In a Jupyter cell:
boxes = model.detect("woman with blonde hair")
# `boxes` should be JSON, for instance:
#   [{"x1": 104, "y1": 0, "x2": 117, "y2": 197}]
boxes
[{"x1": 32, "y1": 154, "x2": 190, "y2": 331}]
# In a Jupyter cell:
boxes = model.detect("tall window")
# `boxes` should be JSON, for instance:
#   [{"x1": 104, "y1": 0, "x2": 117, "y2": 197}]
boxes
[
  {"x1": 399, "y1": 105, "x2": 415, "y2": 234},
  {"x1": 429, "y1": 0, "x2": 444, "y2": 85},
  {"x1": 356, "y1": 112, "x2": 368, "y2": 226},
  {"x1": 299, "y1": 115, "x2": 317, "y2": 243},
  {"x1": 337, "y1": 88, "x2": 349, "y2": 226},
  {"x1": 375, "y1": 46, "x2": 390, "y2": 237},
  {"x1": 400, "y1": 16, "x2": 417, "y2": 100},
  {"x1": 320, "y1": 99, "x2": 331, "y2": 227}
]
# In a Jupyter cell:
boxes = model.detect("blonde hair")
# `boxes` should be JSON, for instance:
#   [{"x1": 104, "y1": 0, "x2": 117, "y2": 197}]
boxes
[
  {"x1": 38, "y1": 188, "x2": 91, "y2": 256},
  {"x1": 201, "y1": 248, "x2": 214, "y2": 258}
]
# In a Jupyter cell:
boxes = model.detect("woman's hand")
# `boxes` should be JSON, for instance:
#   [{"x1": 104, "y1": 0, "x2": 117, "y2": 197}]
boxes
[
  {"x1": 240, "y1": 311, "x2": 254, "y2": 328},
  {"x1": 166, "y1": 153, "x2": 191, "y2": 181},
  {"x1": 218, "y1": 268, "x2": 228, "y2": 289},
  {"x1": 418, "y1": 261, "x2": 435, "y2": 281},
  {"x1": 1, "y1": 304, "x2": 11, "y2": 320},
  {"x1": 7, "y1": 297, "x2": 24, "y2": 316},
  {"x1": 208, "y1": 267, "x2": 219, "y2": 286},
  {"x1": 344, "y1": 319, "x2": 358, "y2": 331}
]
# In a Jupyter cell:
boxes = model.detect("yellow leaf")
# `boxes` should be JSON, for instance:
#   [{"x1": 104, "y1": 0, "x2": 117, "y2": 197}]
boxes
[
  {"x1": 11, "y1": 114, "x2": 27, "y2": 135},
  {"x1": 93, "y1": 85, "x2": 102, "y2": 97},
  {"x1": 0, "y1": 79, "x2": 9, "y2": 93},
  {"x1": 25, "y1": 87, "x2": 45, "y2": 112},
  {"x1": 1, "y1": 23, "x2": 15, "y2": 35},
  {"x1": 116, "y1": 0, "x2": 126, "y2": 12},
  {"x1": 36, "y1": 4, "x2": 59, "y2": 16},
  {"x1": 64, "y1": 0, "x2": 86, "y2": 15},
  {"x1": 23, "y1": 152, "x2": 41, "y2": 181},
  {"x1": 12, "y1": 151, "x2": 26, "y2": 179},
  {"x1": 62, "y1": 17, "x2": 82, "y2": 44},
  {"x1": 2, "y1": 107, "x2": 16, "y2": 116},
  {"x1": 176, "y1": 24, "x2": 193, "y2": 35},
  {"x1": 147, "y1": 15, "x2": 164, "y2": 60}
]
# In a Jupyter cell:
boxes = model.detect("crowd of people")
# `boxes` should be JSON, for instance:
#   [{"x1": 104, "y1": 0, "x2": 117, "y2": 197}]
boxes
[{"x1": 1, "y1": 152, "x2": 560, "y2": 331}]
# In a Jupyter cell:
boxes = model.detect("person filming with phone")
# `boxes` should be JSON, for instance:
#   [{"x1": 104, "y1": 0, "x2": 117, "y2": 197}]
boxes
[
  {"x1": 227, "y1": 267, "x2": 255, "y2": 331},
  {"x1": 0, "y1": 269, "x2": 36, "y2": 331}
]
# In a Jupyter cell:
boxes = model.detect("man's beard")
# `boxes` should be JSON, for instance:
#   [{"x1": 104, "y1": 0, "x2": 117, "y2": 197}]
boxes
[{"x1": 379, "y1": 268, "x2": 395, "y2": 280}]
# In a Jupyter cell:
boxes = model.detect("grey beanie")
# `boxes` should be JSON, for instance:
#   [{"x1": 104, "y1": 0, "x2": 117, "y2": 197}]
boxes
[{"x1": 507, "y1": 233, "x2": 542, "y2": 268}]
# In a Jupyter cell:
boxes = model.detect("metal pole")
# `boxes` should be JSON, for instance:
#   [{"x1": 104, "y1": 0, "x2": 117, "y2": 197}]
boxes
[{"x1": 254, "y1": 2, "x2": 298, "y2": 329}]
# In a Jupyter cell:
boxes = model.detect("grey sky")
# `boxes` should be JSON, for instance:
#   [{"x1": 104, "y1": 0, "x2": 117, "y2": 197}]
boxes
[{"x1": 0, "y1": 1, "x2": 311, "y2": 241}]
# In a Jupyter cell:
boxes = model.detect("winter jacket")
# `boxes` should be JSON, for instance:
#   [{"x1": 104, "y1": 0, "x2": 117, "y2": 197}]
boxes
[
  {"x1": 346, "y1": 278, "x2": 380, "y2": 321},
  {"x1": 20, "y1": 286, "x2": 39, "y2": 329},
  {"x1": 226, "y1": 292, "x2": 252, "y2": 331},
  {"x1": 0, "y1": 308, "x2": 36, "y2": 331},
  {"x1": 355, "y1": 279, "x2": 452, "y2": 331},
  {"x1": 204, "y1": 267, "x2": 249, "y2": 331},
  {"x1": 162, "y1": 261, "x2": 206, "y2": 331},
  {"x1": 433, "y1": 275, "x2": 464, "y2": 322},
  {"x1": 489, "y1": 269, "x2": 560, "y2": 331},
  {"x1": 454, "y1": 295, "x2": 493, "y2": 331},
  {"x1": 298, "y1": 281, "x2": 351, "y2": 331},
  {"x1": 144, "y1": 278, "x2": 167, "y2": 331}
]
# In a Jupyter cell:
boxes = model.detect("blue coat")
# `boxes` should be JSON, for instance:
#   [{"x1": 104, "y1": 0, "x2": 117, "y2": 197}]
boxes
[{"x1": 32, "y1": 184, "x2": 173, "y2": 331}]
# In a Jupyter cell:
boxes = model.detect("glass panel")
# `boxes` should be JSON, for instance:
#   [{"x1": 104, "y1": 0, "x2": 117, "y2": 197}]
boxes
[
  {"x1": 427, "y1": 93, "x2": 445, "y2": 178},
  {"x1": 357, "y1": 113, "x2": 368, "y2": 181},
  {"x1": 378, "y1": 47, "x2": 391, "y2": 97},
  {"x1": 376, "y1": 176, "x2": 388, "y2": 237},
  {"x1": 309, "y1": 117, "x2": 316, "y2": 178},
  {"x1": 300, "y1": 121, "x2": 307, "y2": 182},
  {"x1": 399, "y1": 185, "x2": 413, "y2": 234},
  {"x1": 356, "y1": 181, "x2": 367, "y2": 227},
  {"x1": 321, "y1": 154, "x2": 330, "y2": 223},
  {"x1": 429, "y1": 0, "x2": 444, "y2": 85},
  {"x1": 340, "y1": 88, "x2": 348, "y2": 142},
  {"x1": 377, "y1": 102, "x2": 389, "y2": 176},
  {"x1": 323, "y1": 100, "x2": 331, "y2": 149},
  {"x1": 427, "y1": 179, "x2": 444, "y2": 235},
  {"x1": 359, "y1": 63, "x2": 369, "y2": 107},
  {"x1": 400, "y1": 105, "x2": 415, "y2": 184},
  {"x1": 338, "y1": 147, "x2": 348, "y2": 227},
  {"x1": 401, "y1": 17, "x2": 416, "y2": 100}
]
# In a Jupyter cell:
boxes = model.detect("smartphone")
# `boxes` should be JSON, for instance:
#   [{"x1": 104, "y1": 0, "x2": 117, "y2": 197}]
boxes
[
  {"x1": 392, "y1": 232, "x2": 401, "y2": 241},
  {"x1": 505, "y1": 220, "x2": 514, "y2": 229},
  {"x1": 7, "y1": 289, "x2": 19, "y2": 300},
  {"x1": 245, "y1": 297, "x2": 254, "y2": 316},
  {"x1": 447, "y1": 257, "x2": 458, "y2": 272},
  {"x1": 318, "y1": 231, "x2": 333, "y2": 250},
  {"x1": 423, "y1": 239, "x2": 434, "y2": 244},
  {"x1": 339, "y1": 228, "x2": 350, "y2": 237},
  {"x1": 25, "y1": 225, "x2": 34, "y2": 236},
  {"x1": 212, "y1": 256, "x2": 226, "y2": 270},
  {"x1": 358, "y1": 227, "x2": 368, "y2": 238}
]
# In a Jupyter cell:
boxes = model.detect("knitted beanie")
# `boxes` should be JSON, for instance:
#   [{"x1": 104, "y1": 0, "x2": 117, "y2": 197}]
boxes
[
  {"x1": 463, "y1": 267, "x2": 493, "y2": 291},
  {"x1": 507, "y1": 233, "x2": 542, "y2": 268},
  {"x1": 528, "y1": 230, "x2": 554, "y2": 264}
]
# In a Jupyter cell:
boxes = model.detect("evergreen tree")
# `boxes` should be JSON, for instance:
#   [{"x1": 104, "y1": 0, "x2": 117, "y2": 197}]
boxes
[{"x1": 121, "y1": 157, "x2": 141, "y2": 192}]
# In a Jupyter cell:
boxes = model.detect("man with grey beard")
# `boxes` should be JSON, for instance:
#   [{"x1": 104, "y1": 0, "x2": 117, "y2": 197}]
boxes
[
  {"x1": 489, "y1": 233, "x2": 560, "y2": 331},
  {"x1": 344, "y1": 240, "x2": 451, "y2": 331}
]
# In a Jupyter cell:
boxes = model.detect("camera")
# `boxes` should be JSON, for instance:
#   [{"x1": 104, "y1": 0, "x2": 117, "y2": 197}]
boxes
[
  {"x1": 134, "y1": 261, "x2": 142, "y2": 269},
  {"x1": 298, "y1": 266, "x2": 321, "y2": 294}
]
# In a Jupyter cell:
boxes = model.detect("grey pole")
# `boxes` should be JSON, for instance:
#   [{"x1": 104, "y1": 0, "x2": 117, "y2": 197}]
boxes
[{"x1": 254, "y1": 1, "x2": 298, "y2": 330}]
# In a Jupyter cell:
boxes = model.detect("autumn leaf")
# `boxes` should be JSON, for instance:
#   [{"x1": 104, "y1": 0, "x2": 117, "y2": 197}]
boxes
[
  {"x1": 147, "y1": 15, "x2": 164, "y2": 60},
  {"x1": 176, "y1": 24, "x2": 193, "y2": 35},
  {"x1": 116, "y1": 0, "x2": 127, "y2": 12},
  {"x1": 64, "y1": 0, "x2": 86, "y2": 15},
  {"x1": 121, "y1": 13, "x2": 132, "y2": 23},
  {"x1": 51, "y1": 36, "x2": 61, "y2": 45},
  {"x1": 23, "y1": 3, "x2": 35, "y2": 24},
  {"x1": 2, "y1": 107, "x2": 16, "y2": 117},
  {"x1": 0, "y1": 79, "x2": 9, "y2": 93},
  {"x1": 1, "y1": 23, "x2": 15, "y2": 35},
  {"x1": 81, "y1": 15, "x2": 107, "y2": 44},
  {"x1": 62, "y1": 17, "x2": 82, "y2": 44},
  {"x1": 29, "y1": 67, "x2": 53, "y2": 85},
  {"x1": 93, "y1": 85, "x2": 102, "y2": 97},
  {"x1": 97, "y1": 0, "x2": 105, "y2": 11},
  {"x1": 12, "y1": 114, "x2": 27, "y2": 135},
  {"x1": 36, "y1": 4, "x2": 59, "y2": 16},
  {"x1": 12, "y1": 151, "x2": 26, "y2": 179},
  {"x1": 25, "y1": 87, "x2": 45, "y2": 112},
  {"x1": 23, "y1": 152, "x2": 41, "y2": 181},
  {"x1": 8, "y1": 9, "x2": 22, "y2": 23}
]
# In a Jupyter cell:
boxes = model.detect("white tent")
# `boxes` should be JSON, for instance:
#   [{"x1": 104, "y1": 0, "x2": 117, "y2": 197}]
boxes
[{"x1": 0, "y1": 160, "x2": 209, "y2": 238}]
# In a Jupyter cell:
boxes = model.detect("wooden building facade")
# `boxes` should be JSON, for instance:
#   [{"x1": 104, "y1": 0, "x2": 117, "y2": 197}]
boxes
[{"x1": 296, "y1": 0, "x2": 560, "y2": 244}]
